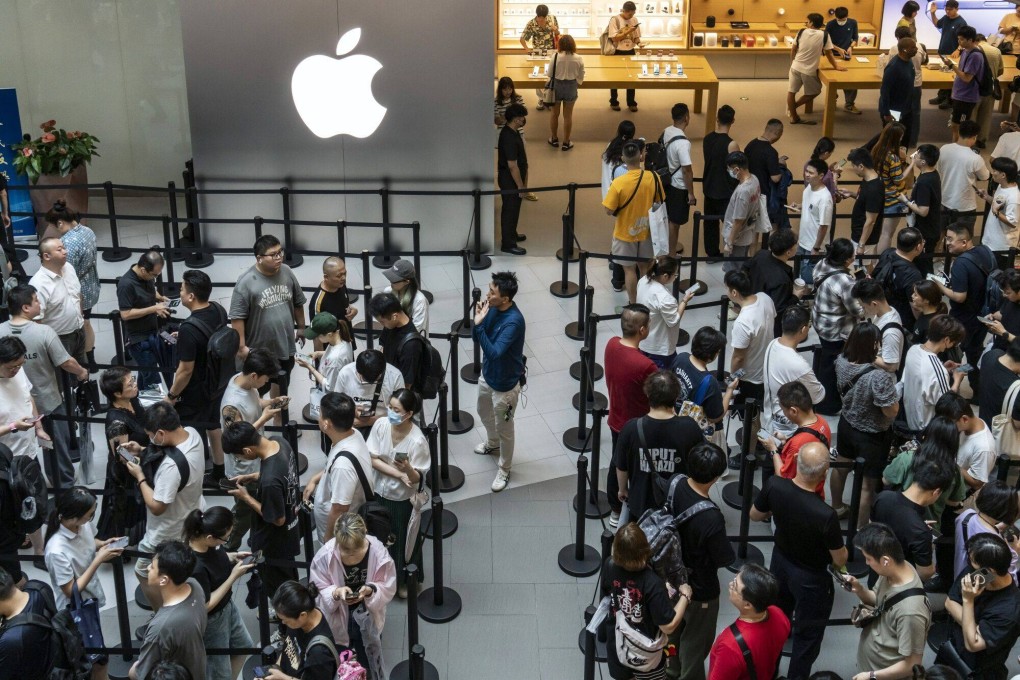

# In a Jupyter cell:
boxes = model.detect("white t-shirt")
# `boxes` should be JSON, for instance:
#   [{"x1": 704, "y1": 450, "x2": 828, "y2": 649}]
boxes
[
  {"x1": 0, "y1": 371, "x2": 40, "y2": 459},
  {"x1": 982, "y1": 185, "x2": 1020, "y2": 251},
  {"x1": 937, "y1": 143, "x2": 991, "y2": 211},
  {"x1": 315, "y1": 432, "x2": 373, "y2": 541},
  {"x1": 219, "y1": 374, "x2": 263, "y2": 476},
  {"x1": 144, "y1": 427, "x2": 206, "y2": 547},
  {"x1": 334, "y1": 363, "x2": 405, "y2": 420},
  {"x1": 992, "y1": 132, "x2": 1020, "y2": 165},
  {"x1": 791, "y1": 28, "x2": 834, "y2": 75},
  {"x1": 799, "y1": 184, "x2": 834, "y2": 251},
  {"x1": 901, "y1": 345, "x2": 951, "y2": 431},
  {"x1": 319, "y1": 341, "x2": 354, "y2": 393},
  {"x1": 730, "y1": 295, "x2": 776, "y2": 385},
  {"x1": 762, "y1": 339, "x2": 826, "y2": 435},
  {"x1": 637, "y1": 277, "x2": 682, "y2": 357},
  {"x1": 662, "y1": 126, "x2": 693, "y2": 190},
  {"x1": 958, "y1": 425, "x2": 997, "y2": 483},
  {"x1": 366, "y1": 418, "x2": 430, "y2": 502},
  {"x1": 383, "y1": 286, "x2": 430, "y2": 336},
  {"x1": 874, "y1": 309, "x2": 905, "y2": 370},
  {"x1": 45, "y1": 522, "x2": 105, "y2": 610}
]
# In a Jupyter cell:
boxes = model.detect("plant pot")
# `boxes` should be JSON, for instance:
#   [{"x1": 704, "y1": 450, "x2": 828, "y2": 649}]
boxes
[{"x1": 29, "y1": 165, "x2": 89, "y2": 240}]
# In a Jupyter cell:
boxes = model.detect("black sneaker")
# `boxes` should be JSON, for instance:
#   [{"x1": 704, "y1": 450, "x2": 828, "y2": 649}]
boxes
[
  {"x1": 727, "y1": 454, "x2": 742, "y2": 471},
  {"x1": 612, "y1": 282, "x2": 625, "y2": 292}
]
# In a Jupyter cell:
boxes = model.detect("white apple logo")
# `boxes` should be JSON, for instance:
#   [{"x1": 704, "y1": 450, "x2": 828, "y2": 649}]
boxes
[{"x1": 291, "y1": 28, "x2": 387, "y2": 139}]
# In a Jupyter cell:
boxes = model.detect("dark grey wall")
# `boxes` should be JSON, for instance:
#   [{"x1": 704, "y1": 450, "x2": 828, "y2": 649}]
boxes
[{"x1": 180, "y1": 0, "x2": 494, "y2": 253}]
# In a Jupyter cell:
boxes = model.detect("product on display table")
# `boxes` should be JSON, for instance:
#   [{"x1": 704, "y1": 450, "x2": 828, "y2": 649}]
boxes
[
  {"x1": 705, "y1": 32, "x2": 717, "y2": 46},
  {"x1": 693, "y1": 32, "x2": 704, "y2": 46}
]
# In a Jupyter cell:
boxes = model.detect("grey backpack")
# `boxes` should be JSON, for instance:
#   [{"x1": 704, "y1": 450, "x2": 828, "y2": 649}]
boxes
[{"x1": 636, "y1": 475, "x2": 715, "y2": 589}]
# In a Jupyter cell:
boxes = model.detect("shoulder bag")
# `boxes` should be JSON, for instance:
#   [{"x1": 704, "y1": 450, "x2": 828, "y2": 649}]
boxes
[
  {"x1": 612, "y1": 169, "x2": 645, "y2": 217},
  {"x1": 542, "y1": 53, "x2": 558, "y2": 105},
  {"x1": 600, "y1": 15, "x2": 620, "y2": 55},
  {"x1": 648, "y1": 172, "x2": 669, "y2": 256},
  {"x1": 991, "y1": 379, "x2": 1020, "y2": 460},
  {"x1": 850, "y1": 587, "x2": 927, "y2": 628},
  {"x1": 729, "y1": 623, "x2": 758, "y2": 680}
]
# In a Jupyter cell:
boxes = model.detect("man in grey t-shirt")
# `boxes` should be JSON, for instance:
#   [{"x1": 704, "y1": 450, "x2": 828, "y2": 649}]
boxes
[
  {"x1": 0, "y1": 284, "x2": 88, "y2": 489},
  {"x1": 130, "y1": 541, "x2": 208, "y2": 680},
  {"x1": 721, "y1": 152, "x2": 762, "y2": 273},
  {"x1": 229, "y1": 234, "x2": 307, "y2": 400}
]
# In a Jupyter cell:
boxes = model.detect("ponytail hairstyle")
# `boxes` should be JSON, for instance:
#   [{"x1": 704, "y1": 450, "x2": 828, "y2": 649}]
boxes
[
  {"x1": 912, "y1": 281, "x2": 948, "y2": 315},
  {"x1": 44, "y1": 199, "x2": 80, "y2": 226},
  {"x1": 334, "y1": 512, "x2": 369, "y2": 553},
  {"x1": 811, "y1": 137, "x2": 836, "y2": 161},
  {"x1": 644, "y1": 254, "x2": 679, "y2": 281},
  {"x1": 272, "y1": 580, "x2": 321, "y2": 619},
  {"x1": 182, "y1": 506, "x2": 234, "y2": 543},
  {"x1": 44, "y1": 486, "x2": 97, "y2": 546}
]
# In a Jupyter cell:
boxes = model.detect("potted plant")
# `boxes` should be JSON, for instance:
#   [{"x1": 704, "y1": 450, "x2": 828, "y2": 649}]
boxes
[{"x1": 12, "y1": 120, "x2": 100, "y2": 238}]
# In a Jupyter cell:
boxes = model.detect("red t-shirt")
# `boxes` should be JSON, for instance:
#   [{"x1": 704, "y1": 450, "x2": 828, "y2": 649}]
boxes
[
  {"x1": 777, "y1": 416, "x2": 831, "y2": 499},
  {"x1": 604, "y1": 337, "x2": 657, "y2": 432},
  {"x1": 708, "y1": 606, "x2": 791, "y2": 680}
]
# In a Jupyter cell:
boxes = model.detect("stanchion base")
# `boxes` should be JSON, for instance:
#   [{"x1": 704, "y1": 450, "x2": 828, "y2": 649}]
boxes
[
  {"x1": 108, "y1": 651, "x2": 141, "y2": 680},
  {"x1": 677, "y1": 278, "x2": 708, "y2": 296},
  {"x1": 240, "y1": 654, "x2": 266, "y2": 680},
  {"x1": 184, "y1": 250, "x2": 215, "y2": 269},
  {"x1": 569, "y1": 361, "x2": 604, "y2": 382},
  {"x1": 296, "y1": 452, "x2": 308, "y2": 476},
  {"x1": 102, "y1": 247, "x2": 133, "y2": 263},
  {"x1": 460, "y1": 364, "x2": 481, "y2": 385},
  {"x1": 421, "y1": 508, "x2": 458, "y2": 539},
  {"x1": 558, "y1": 543, "x2": 601, "y2": 577},
  {"x1": 170, "y1": 246, "x2": 188, "y2": 263},
  {"x1": 422, "y1": 289, "x2": 434, "y2": 304},
  {"x1": 468, "y1": 253, "x2": 492, "y2": 271},
  {"x1": 302, "y1": 404, "x2": 318, "y2": 424},
  {"x1": 572, "y1": 391, "x2": 609, "y2": 413},
  {"x1": 351, "y1": 320, "x2": 370, "y2": 338},
  {"x1": 676, "y1": 329, "x2": 690, "y2": 347},
  {"x1": 549, "y1": 281, "x2": 579, "y2": 298},
  {"x1": 721, "y1": 481, "x2": 758, "y2": 511},
  {"x1": 556, "y1": 247, "x2": 579, "y2": 263},
  {"x1": 446, "y1": 411, "x2": 474, "y2": 435},
  {"x1": 577, "y1": 628, "x2": 609, "y2": 663},
  {"x1": 725, "y1": 543, "x2": 765, "y2": 573},
  {"x1": 372, "y1": 253, "x2": 399, "y2": 269},
  {"x1": 574, "y1": 490, "x2": 612, "y2": 520},
  {"x1": 451, "y1": 319, "x2": 474, "y2": 338},
  {"x1": 134, "y1": 584, "x2": 152, "y2": 611},
  {"x1": 562, "y1": 427, "x2": 592, "y2": 453},
  {"x1": 845, "y1": 558, "x2": 870, "y2": 579},
  {"x1": 390, "y1": 659, "x2": 440, "y2": 680},
  {"x1": 564, "y1": 321, "x2": 584, "y2": 341},
  {"x1": 418, "y1": 587, "x2": 463, "y2": 623},
  {"x1": 439, "y1": 466, "x2": 466, "y2": 493}
]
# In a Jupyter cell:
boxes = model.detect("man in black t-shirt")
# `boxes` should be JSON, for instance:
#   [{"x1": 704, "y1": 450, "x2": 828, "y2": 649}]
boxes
[
  {"x1": 0, "y1": 570, "x2": 55, "y2": 680},
  {"x1": 873, "y1": 229, "x2": 925, "y2": 331},
  {"x1": 614, "y1": 371, "x2": 705, "y2": 520},
  {"x1": 988, "y1": 269, "x2": 1020, "y2": 352},
  {"x1": 308, "y1": 256, "x2": 356, "y2": 351},
  {"x1": 496, "y1": 103, "x2": 529, "y2": 255},
  {"x1": 223, "y1": 421, "x2": 300, "y2": 598},
  {"x1": 117, "y1": 249, "x2": 171, "y2": 390},
  {"x1": 369, "y1": 292, "x2": 424, "y2": 392},
  {"x1": 903, "y1": 144, "x2": 942, "y2": 273},
  {"x1": 977, "y1": 341, "x2": 1020, "y2": 429},
  {"x1": 742, "y1": 228, "x2": 802, "y2": 336},
  {"x1": 744, "y1": 120, "x2": 786, "y2": 227},
  {"x1": 666, "y1": 443, "x2": 734, "y2": 680},
  {"x1": 847, "y1": 147, "x2": 885, "y2": 258},
  {"x1": 702, "y1": 106, "x2": 740, "y2": 260},
  {"x1": 945, "y1": 533, "x2": 1020, "y2": 680},
  {"x1": 751, "y1": 443, "x2": 846, "y2": 680}
]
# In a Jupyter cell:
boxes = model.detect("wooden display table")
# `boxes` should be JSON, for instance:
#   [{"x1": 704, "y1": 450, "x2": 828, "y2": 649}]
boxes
[{"x1": 497, "y1": 54, "x2": 720, "y2": 134}]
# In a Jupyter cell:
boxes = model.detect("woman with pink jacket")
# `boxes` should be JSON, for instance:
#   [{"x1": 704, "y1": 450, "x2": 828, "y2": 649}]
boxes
[{"x1": 310, "y1": 513, "x2": 396, "y2": 678}]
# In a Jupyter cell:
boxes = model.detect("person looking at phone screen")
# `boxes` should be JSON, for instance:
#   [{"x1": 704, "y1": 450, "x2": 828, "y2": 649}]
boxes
[
  {"x1": 758, "y1": 381, "x2": 831, "y2": 499},
  {"x1": 944, "y1": 534, "x2": 1020, "y2": 679},
  {"x1": 976, "y1": 336, "x2": 1020, "y2": 431},
  {"x1": 985, "y1": 269, "x2": 1020, "y2": 351},
  {"x1": 267, "y1": 580, "x2": 340, "y2": 680}
]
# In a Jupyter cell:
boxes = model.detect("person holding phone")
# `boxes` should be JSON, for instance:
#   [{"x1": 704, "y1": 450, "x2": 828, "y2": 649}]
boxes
[
  {"x1": 97, "y1": 368, "x2": 149, "y2": 547},
  {"x1": 607, "y1": 1, "x2": 641, "y2": 112},
  {"x1": 367, "y1": 390, "x2": 428, "y2": 599}
]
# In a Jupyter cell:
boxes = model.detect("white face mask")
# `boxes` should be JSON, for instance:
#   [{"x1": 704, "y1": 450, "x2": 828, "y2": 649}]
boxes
[{"x1": 727, "y1": 168, "x2": 740, "y2": 179}]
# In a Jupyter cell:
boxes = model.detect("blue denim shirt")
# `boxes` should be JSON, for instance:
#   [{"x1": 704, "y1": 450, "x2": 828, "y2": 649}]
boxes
[{"x1": 473, "y1": 302, "x2": 526, "y2": 392}]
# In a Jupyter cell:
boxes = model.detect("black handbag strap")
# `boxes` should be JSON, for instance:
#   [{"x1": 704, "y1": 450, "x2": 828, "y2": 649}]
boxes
[
  {"x1": 368, "y1": 376, "x2": 385, "y2": 413},
  {"x1": 729, "y1": 623, "x2": 757, "y2": 680},
  {"x1": 612, "y1": 169, "x2": 645, "y2": 216},
  {"x1": 547, "y1": 52, "x2": 559, "y2": 85},
  {"x1": 878, "y1": 587, "x2": 927, "y2": 614},
  {"x1": 839, "y1": 365, "x2": 879, "y2": 399},
  {"x1": 636, "y1": 417, "x2": 657, "y2": 473},
  {"x1": 333, "y1": 451, "x2": 376, "y2": 501}
]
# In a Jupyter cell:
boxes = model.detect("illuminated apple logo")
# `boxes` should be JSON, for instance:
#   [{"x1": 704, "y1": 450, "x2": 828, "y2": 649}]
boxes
[{"x1": 291, "y1": 28, "x2": 387, "y2": 139}]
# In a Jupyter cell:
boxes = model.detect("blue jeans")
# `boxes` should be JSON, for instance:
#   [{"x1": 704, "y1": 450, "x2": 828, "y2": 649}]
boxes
[
  {"x1": 127, "y1": 336, "x2": 161, "y2": 390},
  {"x1": 796, "y1": 246, "x2": 817, "y2": 285},
  {"x1": 205, "y1": 600, "x2": 254, "y2": 680}
]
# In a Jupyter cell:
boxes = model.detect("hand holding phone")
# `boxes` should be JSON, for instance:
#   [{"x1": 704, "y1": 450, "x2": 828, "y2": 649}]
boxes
[
  {"x1": 954, "y1": 363, "x2": 974, "y2": 374},
  {"x1": 167, "y1": 298, "x2": 182, "y2": 308},
  {"x1": 108, "y1": 536, "x2": 130, "y2": 550},
  {"x1": 218, "y1": 477, "x2": 239, "y2": 491},
  {"x1": 394, "y1": 450, "x2": 410, "y2": 464},
  {"x1": 241, "y1": 550, "x2": 264, "y2": 566},
  {"x1": 116, "y1": 446, "x2": 137, "y2": 465},
  {"x1": 827, "y1": 564, "x2": 854, "y2": 591}
]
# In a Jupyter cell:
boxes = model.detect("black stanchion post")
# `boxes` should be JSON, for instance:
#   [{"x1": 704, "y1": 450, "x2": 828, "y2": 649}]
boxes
[
  {"x1": 280, "y1": 187, "x2": 304, "y2": 268},
  {"x1": 576, "y1": 529, "x2": 614, "y2": 661},
  {"x1": 727, "y1": 400, "x2": 765, "y2": 572},
  {"x1": 550, "y1": 205, "x2": 580, "y2": 297},
  {"x1": 451, "y1": 250, "x2": 474, "y2": 337},
  {"x1": 418, "y1": 495, "x2": 463, "y2": 623},
  {"x1": 354, "y1": 249, "x2": 372, "y2": 339},
  {"x1": 460, "y1": 287, "x2": 483, "y2": 384},
  {"x1": 563, "y1": 347, "x2": 592, "y2": 452},
  {"x1": 722, "y1": 399, "x2": 759, "y2": 509},
  {"x1": 364, "y1": 284, "x2": 374, "y2": 350},
  {"x1": 102, "y1": 180, "x2": 131, "y2": 262},
  {"x1": 558, "y1": 455, "x2": 602, "y2": 576},
  {"x1": 469, "y1": 188, "x2": 492, "y2": 271},
  {"x1": 570, "y1": 311, "x2": 604, "y2": 382},
  {"x1": 574, "y1": 408, "x2": 611, "y2": 519},
  {"x1": 160, "y1": 216, "x2": 178, "y2": 296},
  {"x1": 716, "y1": 295, "x2": 730, "y2": 379},
  {"x1": 445, "y1": 339, "x2": 474, "y2": 434},
  {"x1": 565, "y1": 279, "x2": 591, "y2": 341},
  {"x1": 422, "y1": 423, "x2": 456, "y2": 539},
  {"x1": 253, "y1": 216, "x2": 264, "y2": 240},
  {"x1": 111, "y1": 312, "x2": 126, "y2": 365},
  {"x1": 168, "y1": 181, "x2": 185, "y2": 263},
  {"x1": 845, "y1": 457, "x2": 870, "y2": 577},
  {"x1": 582, "y1": 611, "x2": 598, "y2": 680},
  {"x1": 106, "y1": 558, "x2": 136, "y2": 680},
  {"x1": 556, "y1": 183, "x2": 580, "y2": 262},
  {"x1": 678, "y1": 211, "x2": 707, "y2": 296},
  {"x1": 437, "y1": 382, "x2": 465, "y2": 492},
  {"x1": 412, "y1": 221, "x2": 433, "y2": 303},
  {"x1": 996, "y1": 453, "x2": 1011, "y2": 484},
  {"x1": 372, "y1": 185, "x2": 398, "y2": 268},
  {"x1": 181, "y1": 185, "x2": 214, "y2": 268},
  {"x1": 389, "y1": 566, "x2": 440, "y2": 680},
  {"x1": 573, "y1": 313, "x2": 608, "y2": 413}
]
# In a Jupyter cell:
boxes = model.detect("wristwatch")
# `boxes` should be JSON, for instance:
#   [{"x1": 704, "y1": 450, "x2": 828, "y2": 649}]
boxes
[{"x1": 167, "y1": 391, "x2": 179, "y2": 401}]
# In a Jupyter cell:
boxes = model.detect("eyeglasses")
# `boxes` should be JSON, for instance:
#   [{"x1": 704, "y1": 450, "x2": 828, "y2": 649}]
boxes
[{"x1": 261, "y1": 250, "x2": 285, "y2": 260}]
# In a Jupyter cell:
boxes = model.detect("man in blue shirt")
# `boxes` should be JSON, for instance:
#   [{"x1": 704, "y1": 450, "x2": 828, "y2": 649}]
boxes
[
  {"x1": 826, "y1": 7, "x2": 861, "y2": 114},
  {"x1": 929, "y1": 0, "x2": 968, "y2": 108},
  {"x1": 946, "y1": 26, "x2": 983, "y2": 143},
  {"x1": 472, "y1": 271, "x2": 526, "y2": 492}
]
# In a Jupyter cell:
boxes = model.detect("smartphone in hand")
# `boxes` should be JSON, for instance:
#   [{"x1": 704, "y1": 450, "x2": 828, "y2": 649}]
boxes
[
  {"x1": 827, "y1": 564, "x2": 854, "y2": 591},
  {"x1": 109, "y1": 536, "x2": 130, "y2": 550},
  {"x1": 116, "y1": 446, "x2": 137, "y2": 465}
]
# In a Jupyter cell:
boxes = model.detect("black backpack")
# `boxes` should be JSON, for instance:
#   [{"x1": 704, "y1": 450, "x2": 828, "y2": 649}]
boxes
[
  {"x1": 396, "y1": 333, "x2": 444, "y2": 400},
  {"x1": 183, "y1": 302, "x2": 237, "y2": 398},
  {"x1": 645, "y1": 133, "x2": 686, "y2": 181},
  {"x1": 333, "y1": 451, "x2": 395, "y2": 546},
  {"x1": 0, "y1": 444, "x2": 50, "y2": 535},
  {"x1": 140, "y1": 446, "x2": 191, "y2": 492},
  {"x1": 1, "y1": 580, "x2": 91, "y2": 680},
  {"x1": 973, "y1": 48, "x2": 998, "y2": 99},
  {"x1": 958, "y1": 247, "x2": 1001, "y2": 316}
]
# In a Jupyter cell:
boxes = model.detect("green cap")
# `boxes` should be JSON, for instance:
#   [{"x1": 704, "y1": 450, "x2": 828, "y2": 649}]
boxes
[{"x1": 304, "y1": 312, "x2": 339, "y2": 339}]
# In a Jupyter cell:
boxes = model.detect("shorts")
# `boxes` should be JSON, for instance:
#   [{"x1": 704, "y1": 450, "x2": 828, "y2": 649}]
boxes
[
  {"x1": 134, "y1": 536, "x2": 159, "y2": 579},
  {"x1": 610, "y1": 237, "x2": 653, "y2": 264},
  {"x1": 665, "y1": 186, "x2": 691, "y2": 225},
  {"x1": 175, "y1": 396, "x2": 220, "y2": 432},
  {"x1": 789, "y1": 69, "x2": 822, "y2": 97},
  {"x1": 836, "y1": 420, "x2": 893, "y2": 479},
  {"x1": 950, "y1": 99, "x2": 977, "y2": 124},
  {"x1": 257, "y1": 355, "x2": 296, "y2": 395},
  {"x1": 553, "y1": 79, "x2": 579, "y2": 102},
  {"x1": 883, "y1": 202, "x2": 909, "y2": 217},
  {"x1": 205, "y1": 601, "x2": 254, "y2": 680}
]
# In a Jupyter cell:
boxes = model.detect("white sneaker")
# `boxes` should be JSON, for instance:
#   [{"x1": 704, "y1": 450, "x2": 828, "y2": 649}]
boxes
[
  {"x1": 491, "y1": 469, "x2": 510, "y2": 492},
  {"x1": 609, "y1": 511, "x2": 620, "y2": 528},
  {"x1": 474, "y1": 442, "x2": 499, "y2": 456}
]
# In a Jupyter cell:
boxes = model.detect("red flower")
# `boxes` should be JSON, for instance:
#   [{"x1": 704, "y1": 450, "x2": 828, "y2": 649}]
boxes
[
  {"x1": 40, "y1": 120, "x2": 56, "y2": 131},
  {"x1": 41, "y1": 133, "x2": 56, "y2": 144},
  {"x1": 21, "y1": 148, "x2": 33, "y2": 157}
]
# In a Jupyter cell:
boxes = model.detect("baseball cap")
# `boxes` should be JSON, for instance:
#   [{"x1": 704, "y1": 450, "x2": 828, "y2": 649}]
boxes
[
  {"x1": 382, "y1": 259, "x2": 416, "y2": 283},
  {"x1": 304, "y1": 312, "x2": 339, "y2": 339}
]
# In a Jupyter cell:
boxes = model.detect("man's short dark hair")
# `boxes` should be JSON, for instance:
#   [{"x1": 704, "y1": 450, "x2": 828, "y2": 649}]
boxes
[
  {"x1": 723, "y1": 270, "x2": 753, "y2": 297},
  {"x1": 777, "y1": 381, "x2": 814, "y2": 412},
  {"x1": 1007, "y1": 336, "x2": 1020, "y2": 362},
  {"x1": 992, "y1": 157, "x2": 1019, "y2": 184},
  {"x1": 967, "y1": 533, "x2": 1012, "y2": 576},
  {"x1": 644, "y1": 371, "x2": 680, "y2": 409},
  {"x1": 897, "y1": 228, "x2": 924, "y2": 252},
  {"x1": 915, "y1": 143, "x2": 939, "y2": 167},
  {"x1": 253, "y1": 234, "x2": 281, "y2": 257},
  {"x1": 957, "y1": 25, "x2": 977, "y2": 41},
  {"x1": 827, "y1": 238, "x2": 856, "y2": 266},
  {"x1": 717, "y1": 105, "x2": 735, "y2": 126},
  {"x1": 912, "y1": 459, "x2": 955, "y2": 492},
  {"x1": 927, "y1": 314, "x2": 966, "y2": 345},
  {"x1": 355, "y1": 349, "x2": 387, "y2": 382},
  {"x1": 725, "y1": 151, "x2": 748, "y2": 170},
  {"x1": 137, "y1": 249, "x2": 165, "y2": 273},
  {"x1": 847, "y1": 147, "x2": 875, "y2": 169},
  {"x1": 946, "y1": 221, "x2": 973, "y2": 241},
  {"x1": 945, "y1": 0, "x2": 959, "y2": 8},
  {"x1": 0, "y1": 567, "x2": 17, "y2": 600},
  {"x1": 181, "y1": 270, "x2": 212, "y2": 302},
  {"x1": 7, "y1": 284, "x2": 36, "y2": 316},
  {"x1": 100, "y1": 367, "x2": 132, "y2": 402},
  {"x1": 492, "y1": 271, "x2": 520, "y2": 301},
  {"x1": 153, "y1": 540, "x2": 197, "y2": 585},
  {"x1": 739, "y1": 563, "x2": 778, "y2": 612},
  {"x1": 687, "y1": 442, "x2": 727, "y2": 483},
  {"x1": 854, "y1": 522, "x2": 905, "y2": 563},
  {"x1": 1002, "y1": 268, "x2": 1020, "y2": 294},
  {"x1": 144, "y1": 402, "x2": 181, "y2": 434},
  {"x1": 768, "y1": 229, "x2": 797, "y2": 256},
  {"x1": 852, "y1": 278, "x2": 887, "y2": 304},
  {"x1": 691, "y1": 327, "x2": 726, "y2": 362},
  {"x1": 148, "y1": 662, "x2": 194, "y2": 680},
  {"x1": 834, "y1": 6, "x2": 849, "y2": 18},
  {"x1": 807, "y1": 12, "x2": 824, "y2": 27},
  {"x1": 504, "y1": 103, "x2": 528, "y2": 124},
  {"x1": 622, "y1": 1, "x2": 637, "y2": 10},
  {"x1": 621, "y1": 303, "x2": 650, "y2": 337},
  {"x1": 535, "y1": 4, "x2": 549, "y2": 17},
  {"x1": 805, "y1": 158, "x2": 829, "y2": 177},
  {"x1": 320, "y1": 392, "x2": 356, "y2": 431},
  {"x1": 781, "y1": 305, "x2": 811, "y2": 335},
  {"x1": 369, "y1": 292, "x2": 403, "y2": 318},
  {"x1": 958, "y1": 120, "x2": 981, "y2": 140},
  {"x1": 935, "y1": 391, "x2": 973, "y2": 420},
  {"x1": 671, "y1": 103, "x2": 690, "y2": 122},
  {"x1": 222, "y1": 420, "x2": 260, "y2": 455},
  {"x1": 243, "y1": 348, "x2": 280, "y2": 379}
]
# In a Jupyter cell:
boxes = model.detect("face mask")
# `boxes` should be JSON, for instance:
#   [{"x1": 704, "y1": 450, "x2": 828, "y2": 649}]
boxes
[
  {"x1": 727, "y1": 168, "x2": 739, "y2": 179},
  {"x1": 387, "y1": 408, "x2": 405, "y2": 425}
]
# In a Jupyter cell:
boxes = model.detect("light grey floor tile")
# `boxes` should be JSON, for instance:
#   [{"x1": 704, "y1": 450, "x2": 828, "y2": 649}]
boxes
[
  {"x1": 536, "y1": 584, "x2": 587, "y2": 648},
  {"x1": 491, "y1": 526, "x2": 577, "y2": 584},
  {"x1": 447, "y1": 615, "x2": 539, "y2": 680},
  {"x1": 539, "y1": 647, "x2": 586, "y2": 679},
  {"x1": 449, "y1": 526, "x2": 494, "y2": 584},
  {"x1": 491, "y1": 499, "x2": 571, "y2": 527},
  {"x1": 455, "y1": 583, "x2": 537, "y2": 616}
]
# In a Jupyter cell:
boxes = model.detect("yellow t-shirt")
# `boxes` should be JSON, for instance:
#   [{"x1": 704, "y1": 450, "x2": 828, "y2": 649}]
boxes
[
  {"x1": 602, "y1": 169, "x2": 660, "y2": 242},
  {"x1": 1000, "y1": 12, "x2": 1020, "y2": 36}
]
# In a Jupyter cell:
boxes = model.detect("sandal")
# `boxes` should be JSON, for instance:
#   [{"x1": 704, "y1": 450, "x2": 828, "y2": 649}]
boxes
[
  {"x1": 561, "y1": 142, "x2": 574, "y2": 150},
  {"x1": 790, "y1": 118, "x2": 817, "y2": 125},
  {"x1": 547, "y1": 138, "x2": 559, "y2": 147}
]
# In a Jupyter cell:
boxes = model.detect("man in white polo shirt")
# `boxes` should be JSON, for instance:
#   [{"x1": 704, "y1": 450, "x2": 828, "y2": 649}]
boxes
[{"x1": 29, "y1": 237, "x2": 86, "y2": 366}]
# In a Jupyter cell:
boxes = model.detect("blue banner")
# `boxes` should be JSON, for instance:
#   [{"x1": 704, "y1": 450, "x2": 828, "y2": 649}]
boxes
[{"x1": 0, "y1": 89, "x2": 35, "y2": 239}]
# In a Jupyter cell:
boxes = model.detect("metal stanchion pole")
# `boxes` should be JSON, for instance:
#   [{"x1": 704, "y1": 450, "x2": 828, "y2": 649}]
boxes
[
  {"x1": 445, "y1": 340, "x2": 474, "y2": 434},
  {"x1": 168, "y1": 181, "x2": 185, "y2": 264},
  {"x1": 678, "y1": 211, "x2": 707, "y2": 295},
  {"x1": 106, "y1": 559, "x2": 137, "y2": 680},
  {"x1": 451, "y1": 250, "x2": 474, "y2": 337},
  {"x1": 437, "y1": 382, "x2": 465, "y2": 492},
  {"x1": 562, "y1": 347, "x2": 593, "y2": 452},
  {"x1": 460, "y1": 288, "x2": 483, "y2": 384},
  {"x1": 469, "y1": 189, "x2": 492, "y2": 271},
  {"x1": 996, "y1": 453, "x2": 1011, "y2": 484},
  {"x1": 570, "y1": 311, "x2": 604, "y2": 382},
  {"x1": 412, "y1": 222, "x2": 433, "y2": 303},
  {"x1": 565, "y1": 262, "x2": 589, "y2": 340},
  {"x1": 102, "y1": 180, "x2": 131, "y2": 262},
  {"x1": 558, "y1": 455, "x2": 602, "y2": 576},
  {"x1": 845, "y1": 457, "x2": 869, "y2": 577},
  {"x1": 389, "y1": 566, "x2": 440, "y2": 680},
  {"x1": 253, "y1": 216, "x2": 264, "y2": 240},
  {"x1": 550, "y1": 209, "x2": 580, "y2": 297},
  {"x1": 576, "y1": 531, "x2": 613, "y2": 661},
  {"x1": 422, "y1": 423, "x2": 456, "y2": 539},
  {"x1": 160, "y1": 216, "x2": 178, "y2": 296},
  {"x1": 363, "y1": 284, "x2": 374, "y2": 351},
  {"x1": 574, "y1": 408, "x2": 611, "y2": 519},
  {"x1": 556, "y1": 183, "x2": 580, "y2": 262},
  {"x1": 280, "y1": 187, "x2": 304, "y2": 268},
  {"x1": 418, "y1": 495, "x2": 463, "y2": 623},
  {"x1": 372, "y1": 185, "x2": 398, "y2": 269},
  {"x1": 573, "y1": 313, "x2": 608, "y2": 413},
  {"x1": 722, "y1": 399, "x2": 758, "y2": 510},
  {"x1": 727, "y1": 424, "x2": 765, "y2": 570},
  {"x1": 353, "y1": 250, "x2": 372, "y2": 337},
  {"x1": 716, "y1": 295, "x2": 730, "y2": 380}
]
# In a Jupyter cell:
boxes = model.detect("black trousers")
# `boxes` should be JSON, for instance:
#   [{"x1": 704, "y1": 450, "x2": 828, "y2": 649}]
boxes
[
  {"x1": 608, "y1": 429, "x2": 621, "y2": 514},
  {"x1": 771, "y1": 549, "x2": 835, "y2": 680},
  {"x1": 813, "y1": 338, "x2": 845, "y2": 416},
  {"x1": 961, "y1": 323, "x2": 987, "y2": 396},
  {"x1": 701, "y1": 196, "x2": 729, "y2": 257},
  {"x1": 609, "y1": 50, "x2": 637, "y2": 107},
  {"x1": 498, "y1": 178, "x2": 523, "y2": 249}
]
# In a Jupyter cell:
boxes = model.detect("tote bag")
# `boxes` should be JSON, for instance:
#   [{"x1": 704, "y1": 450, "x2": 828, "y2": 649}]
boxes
[
  {"x1": 992, "y1": 380, "x2": 1020, "y2": 459},
  {"x1": 70, "y1": 582, "x2": 106, "y2": 663},
  {"x1": 649, "y1": 174, "x2": 669, "y2": 256}
]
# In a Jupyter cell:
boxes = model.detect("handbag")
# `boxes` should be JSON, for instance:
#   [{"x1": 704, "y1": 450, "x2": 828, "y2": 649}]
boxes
[
  {"x1": 730, "y1": 623, "x2": 758, "y2": 680},
  {"x1": 70, "y1": 582, "x2": 106, "y2": 663},
  {"x1": 649, "y1": 174, "x2": 669, "y2": 256},
  {"x1": 600, "y1": 17, "x2": 618, "y2": 55},
  {"x1": 614, "y1": 608, "x2": 668, "y2": 672},
  {"x1": 542, "y1": 53, "x2": 558, "y2": 105},
  {"x1": 308, "y1": 386, "x2": 325, "y2": 420},
  {"x1": 935, "y1": 639, "x2": 974, "y2": 679},
  {"x1": 991, "y1": 380, "x2": 1020, "y2": 459}
]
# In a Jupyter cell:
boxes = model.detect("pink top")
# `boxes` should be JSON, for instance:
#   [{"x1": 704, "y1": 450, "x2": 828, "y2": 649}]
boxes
[{"x1": 310, "y1": 535, "x2": 397, "y2": 645}]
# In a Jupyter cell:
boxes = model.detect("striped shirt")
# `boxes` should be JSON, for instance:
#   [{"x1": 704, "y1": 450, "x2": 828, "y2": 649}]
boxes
[{"x1": 900, "y1": 344, "x2": 952, "y2": 431}]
